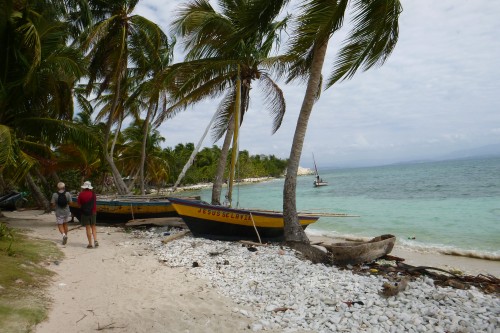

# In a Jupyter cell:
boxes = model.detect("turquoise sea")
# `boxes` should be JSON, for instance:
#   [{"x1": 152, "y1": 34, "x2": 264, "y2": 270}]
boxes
[{"x1": 188, "y1": 156, "x2": 500, "y2": 260}]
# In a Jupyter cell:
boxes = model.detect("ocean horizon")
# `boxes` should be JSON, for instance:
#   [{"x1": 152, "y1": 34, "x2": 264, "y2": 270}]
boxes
[{"x1": 186, "y1": 156, "x2": 500, "y2": 261}]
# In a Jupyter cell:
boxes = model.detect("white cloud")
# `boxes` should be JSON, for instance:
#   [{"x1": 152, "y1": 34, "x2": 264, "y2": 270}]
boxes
[{"x1": 134, "y1": 0, "x2": 500, "y2": 168}]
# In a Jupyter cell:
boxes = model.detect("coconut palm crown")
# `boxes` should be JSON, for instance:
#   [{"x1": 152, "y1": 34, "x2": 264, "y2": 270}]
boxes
[{"x1": 164, "y1": 0, "x2": 290, "y2": 204}]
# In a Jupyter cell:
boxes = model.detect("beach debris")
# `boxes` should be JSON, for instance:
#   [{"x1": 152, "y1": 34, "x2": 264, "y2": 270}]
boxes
[
  {"x1": 208, "y1": 248, "x2": 229, "y2": 256},
  {"x1": 96, "y1": 322, "x2": 126, "y2": 331},
  {"x1": 239, "y1": 240, "x2": 268, "y2": 247},
  {"x1": 272, "y1": 307, "x2": 292, "y2": 312},
  {"x1": 380, "y1": 277, "x2": 410, "y2": 297},
  {"x1": 125, "y1": 217, "x2": 187, "y2": 228},
  {"x1": 343, "y1": 300, "x2": 364, "y2": 307},
  {"x1": 246, "y1": 246, "x2": 258, "y2": 252},
  {"x1": 192, "y1": 261, "x2": 199, "y2": 267},
  {"x1": 216, "y1": 259, "x2": 230, "y2": 266},
  {"x1": 161, "y1": 230, "x2": 190, "y2": 244},
  {"x1": 357, "y1": 257, "x2": 500, "y2": 294},
  {"x1": 76, "y1": 314, "x2": 87, "y2": 323}
]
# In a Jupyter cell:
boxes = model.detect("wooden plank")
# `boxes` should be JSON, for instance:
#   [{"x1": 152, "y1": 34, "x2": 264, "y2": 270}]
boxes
[{"x1": 125, "y1": 217, "x2": 188, "y2": 228}]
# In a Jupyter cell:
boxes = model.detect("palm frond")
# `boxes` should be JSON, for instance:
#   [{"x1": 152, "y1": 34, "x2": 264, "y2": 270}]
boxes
[
  {"x1": 326, "y1": 0, "x2": 402, "y2": 87},
  {"x1": 0, "y1": 125, "x2": 15, "y2": 167},
  {"x1": 211, "y1": 90, "x2": 236, "y2": 142},
  {"x1": 259, "y1": 74, "x2": 286, "y2": 134}
]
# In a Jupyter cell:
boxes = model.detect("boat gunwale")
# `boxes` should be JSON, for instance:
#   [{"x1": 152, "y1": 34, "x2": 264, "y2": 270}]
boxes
[{"x1": 168, "y1": 197, "x2": 319, "y2": 221}]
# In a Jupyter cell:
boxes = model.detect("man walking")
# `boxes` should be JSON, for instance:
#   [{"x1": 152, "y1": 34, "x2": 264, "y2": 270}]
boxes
[{"x1": 50, "y1": 182, "x2": 72, "y2": 245}]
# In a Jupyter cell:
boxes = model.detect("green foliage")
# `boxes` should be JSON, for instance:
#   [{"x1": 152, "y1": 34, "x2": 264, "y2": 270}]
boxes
[
  {"x1": 0, "y1": 223, "x2": 13, "y2": 240},
  {"x1": 164, "y1": 143, "x2": 288, "y2": 186},
  {"x1": 0, "y1": 227, "x2": 63, "y2": 332}
]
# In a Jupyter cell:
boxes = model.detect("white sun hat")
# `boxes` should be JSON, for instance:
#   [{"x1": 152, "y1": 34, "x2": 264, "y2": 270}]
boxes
[{"x1": 81, "y1": 181, "x2": 93, "y2": 189}]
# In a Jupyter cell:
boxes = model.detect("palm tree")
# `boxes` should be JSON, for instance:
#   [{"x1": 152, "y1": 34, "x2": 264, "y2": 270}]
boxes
[
  {"x1": 82, "y1": 0, "x2": 170, "y2": 195},
  {"x1": 283, "y1": 0, "x2": 402, "y2": 242},
  {"x1": 128, "y1": 30, "x2": 175, "y2": 194},
  {"x1": 0, "y1": 0, "x2": 90, "y2": 209},
  {"x1": 167, "y1": 0, "x2": 289, "y2": 205},
  {"x1": 120, "y1": 119, "x2": 169, "y2": 192}
]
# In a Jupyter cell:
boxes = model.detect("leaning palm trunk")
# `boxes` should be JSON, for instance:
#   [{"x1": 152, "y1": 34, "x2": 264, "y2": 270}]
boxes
[
  {"x1": 33, "y1": 168, "x2": 50, "y2": 194},
  {"x1": 140, "y1": 105, "x2": 154, "y2": 195},
  {"x1": 103, "y1": 94, "x2": 129, "y2": 195},
  {"x1": 25, "y1": 172, "x2": 50, "y2": 212},
  {"x1": 211, "y1": 120, "x2": 235, "y2": 205},
  {"x1": 173, "y1": 109, "x2": 220, "y2": 192},
  {"x1": 283, "y1": 41, "x2": 328, "y2": 243}
]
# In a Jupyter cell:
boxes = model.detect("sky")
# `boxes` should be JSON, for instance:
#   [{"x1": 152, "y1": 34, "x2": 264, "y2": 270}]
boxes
[{"x1": 135, "y1": 0, "x2": 500, "y2": 169}]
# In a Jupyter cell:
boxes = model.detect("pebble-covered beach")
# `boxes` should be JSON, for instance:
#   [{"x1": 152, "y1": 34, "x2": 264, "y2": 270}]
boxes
[{"x1": 138, "y1": 228, "x2": 500, "y2": 333}]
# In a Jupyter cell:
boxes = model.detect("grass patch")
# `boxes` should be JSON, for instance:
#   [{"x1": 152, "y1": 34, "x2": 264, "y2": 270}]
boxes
[{"x1": 0, "y1": 222, "x2": 63, "y2": 333}]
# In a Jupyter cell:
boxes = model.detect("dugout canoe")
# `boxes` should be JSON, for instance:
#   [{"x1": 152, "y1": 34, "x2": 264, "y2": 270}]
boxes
[
  {"x1": 323, "y1": 234, "x2": 396, "y2": 265},
  {"x1": 167, "y1": 197, "x2": 319, "y2": 242}
]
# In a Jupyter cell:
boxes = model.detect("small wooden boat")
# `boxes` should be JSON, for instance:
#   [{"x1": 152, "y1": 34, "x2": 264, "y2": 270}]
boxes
[
  {"x1": 312, "y1": 153, "x2": 328, "y2": 187},
  {"x1": 323, "y1": 234, "x2": 396, "y2": 265},
  {"x1": 69, "y1": 195, "x2": 199, "y2": 224},
  {"x1": 167, "y1": 197, "x2": 319, "y2": 242},
  {"x1": 0, "y1": 192, "x2": 25, "y2": 211}
]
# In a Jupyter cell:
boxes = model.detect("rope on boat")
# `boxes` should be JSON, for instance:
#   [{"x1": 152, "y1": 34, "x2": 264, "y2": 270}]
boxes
[{"x1": 249, "y1": 212, "x2": 262, "y2": 244}]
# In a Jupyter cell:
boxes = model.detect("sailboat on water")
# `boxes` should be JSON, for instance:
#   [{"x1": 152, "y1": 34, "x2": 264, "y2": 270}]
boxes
[
  {"x1": 312, "y1": 153, "x2": 328, "y2": 187},
  {"x1": 168, "y1": 66, "x2": 319, "y2": 242}
]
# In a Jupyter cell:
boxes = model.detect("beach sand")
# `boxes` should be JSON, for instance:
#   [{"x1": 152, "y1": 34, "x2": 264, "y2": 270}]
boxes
[{"x1": 2, "y1": 210, "x2": 499, "y2": 333}]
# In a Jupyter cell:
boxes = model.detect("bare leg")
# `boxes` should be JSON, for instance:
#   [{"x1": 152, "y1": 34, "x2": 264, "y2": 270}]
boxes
[
  {"x1": 63, "y1": 222, "x2": 69, "y2": 235},
  {"x1": 91, "y1": 225, "x2": 98, "y2": 247},
  {"x1": 85, "y1": 225, "x2": 93, "y2": 247},
  {"x1": 57, "y1": 224, "x2": 65, "y2": 235}
]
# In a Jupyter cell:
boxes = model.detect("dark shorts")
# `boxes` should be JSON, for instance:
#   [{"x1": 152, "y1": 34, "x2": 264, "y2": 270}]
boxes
[{"x1": 81, "y1": 214, "x2": 96, "y2": 226}]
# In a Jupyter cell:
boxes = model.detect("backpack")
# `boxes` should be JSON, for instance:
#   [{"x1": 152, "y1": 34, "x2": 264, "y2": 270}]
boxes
[{"x1": 57, "y1": 191, "x2": 68, "y2": 208}]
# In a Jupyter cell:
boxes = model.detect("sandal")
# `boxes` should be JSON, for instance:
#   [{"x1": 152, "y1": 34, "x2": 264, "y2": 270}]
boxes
[
  {"x1": 87, "y1": 244, "x2": 93, "y2": 249},
  {"x1": 94, "y1": 241, "x2": 99, "y2": 248}
]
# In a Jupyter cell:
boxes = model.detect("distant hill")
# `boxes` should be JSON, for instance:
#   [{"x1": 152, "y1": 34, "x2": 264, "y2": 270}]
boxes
[{"x1": 439, "y1": 143, "x2": 500, "y2": 160}]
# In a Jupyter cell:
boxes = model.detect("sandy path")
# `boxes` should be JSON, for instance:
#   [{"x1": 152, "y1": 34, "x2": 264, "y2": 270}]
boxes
[{"x1": 3, "y1": 210, "x2": 253, "y2": 333}]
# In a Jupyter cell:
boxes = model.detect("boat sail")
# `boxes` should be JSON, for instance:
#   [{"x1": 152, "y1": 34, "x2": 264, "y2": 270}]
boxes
[
  {"x1": 312, "y1": 153, "x2": 328, "y2": 187},
  {"x1": 168, "y1": 66, "x2": 319, "y2": 242}
]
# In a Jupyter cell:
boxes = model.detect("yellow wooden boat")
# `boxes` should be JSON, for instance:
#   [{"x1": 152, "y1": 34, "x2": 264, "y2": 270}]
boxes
[{"x1": 167, "y1": 197, "x2": 319, "y2": 241}]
